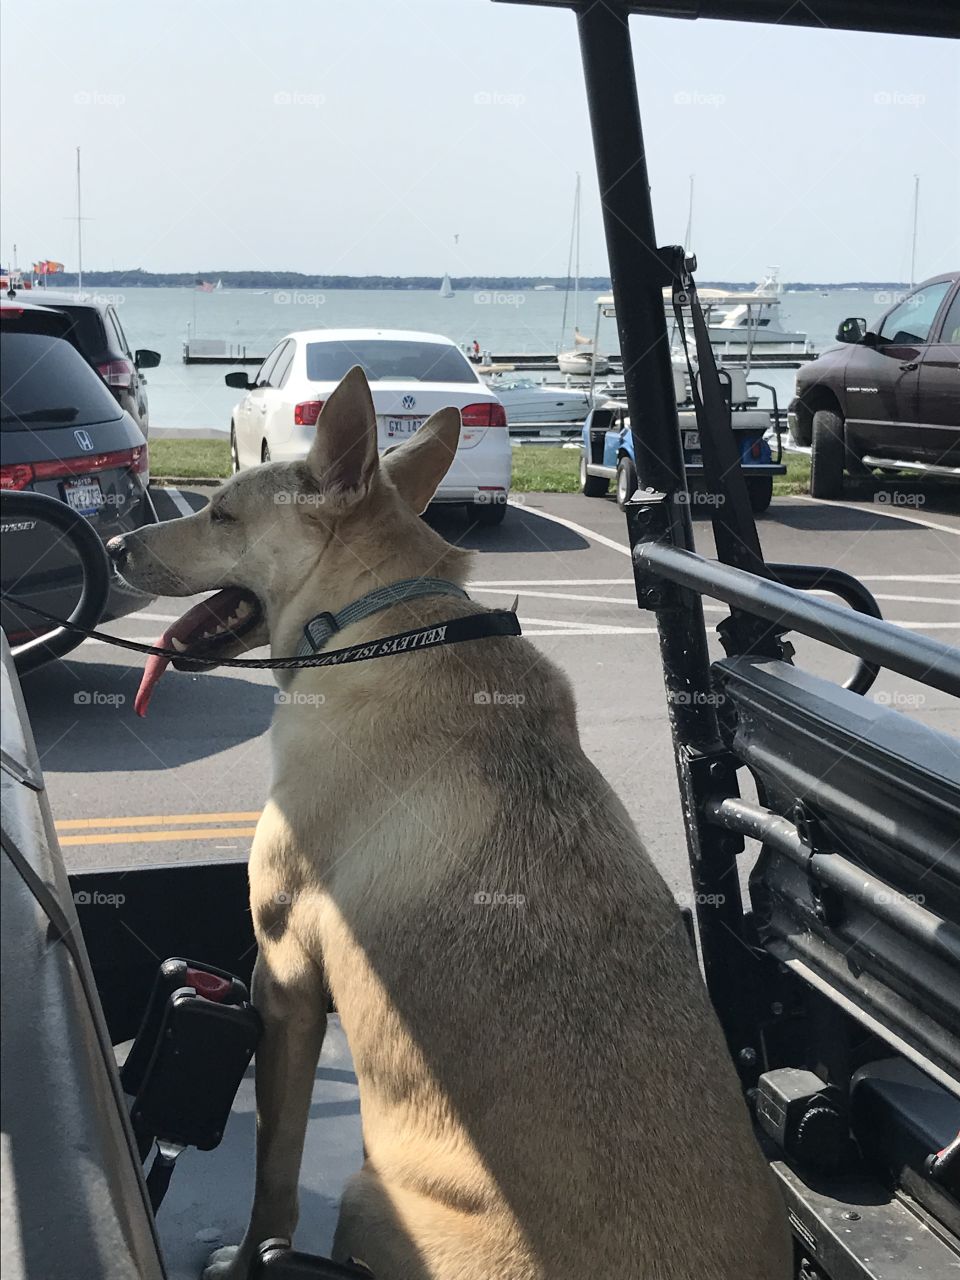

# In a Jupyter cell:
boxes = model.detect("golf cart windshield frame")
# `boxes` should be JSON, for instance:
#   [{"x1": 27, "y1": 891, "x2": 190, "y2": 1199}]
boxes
[{"x1": 497, "y1": 3, "x2": 960, "y2": 1273}]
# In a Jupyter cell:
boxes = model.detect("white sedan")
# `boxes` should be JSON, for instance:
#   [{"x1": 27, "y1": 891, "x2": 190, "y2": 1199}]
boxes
[{"x1": 227, "y1": 328, "x2": 512, "y2": 525}]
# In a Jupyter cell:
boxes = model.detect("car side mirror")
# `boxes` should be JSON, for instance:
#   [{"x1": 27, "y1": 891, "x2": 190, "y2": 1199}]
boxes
[
  {"x1": 836, "y1": 317, "x2": 867, "y2": 344},
  {"x1": 225, "y1": 371, "x2": 252, "y2": 389},
  {"x1": 134, "y1": 349, "x2": 161, "y2": 369}
]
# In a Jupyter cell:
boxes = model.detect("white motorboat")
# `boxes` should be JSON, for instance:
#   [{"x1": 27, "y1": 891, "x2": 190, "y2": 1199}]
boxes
[
  {"x1": 557, "y1": 349, "x2": 611, "y2": 376},
  {"x1": 691, "y1": 269, "x2": 810, "y2": 357},
  {"x1": 486, "y1": 374, "x2": 596, "y2": 424}
]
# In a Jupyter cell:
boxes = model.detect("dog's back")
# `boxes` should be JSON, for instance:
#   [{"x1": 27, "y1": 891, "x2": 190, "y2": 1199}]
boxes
[{"x1": 268, "y1": 618, "x2": 791, "y2": 1279}]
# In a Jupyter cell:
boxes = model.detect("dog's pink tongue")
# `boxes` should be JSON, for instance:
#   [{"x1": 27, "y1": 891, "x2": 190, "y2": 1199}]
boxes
[
  {"x1": 135, "y1": 641, "x2": 173, "y2": 717},
  {"x1": 134, "y1": 590, "x2": 248, "y2": 717}
]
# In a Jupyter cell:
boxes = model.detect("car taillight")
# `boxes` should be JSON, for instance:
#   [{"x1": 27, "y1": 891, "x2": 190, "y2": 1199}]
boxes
[
  {"x1": 460, "y1": 402, "x2": 507, "y2": 427},
  {"x1": 0, "y1": 463, "x2": 34, "y2": 490},
  {"x1": 750, "y1": 440, "x2": 762, "y2": 459},
  {"x1": 1, "y1": 446, "x2": 147, "y2": 489},
  {"x1": 295, "y1": 401, "x2": 324, "y2": 426},
  {"x1": 98, "y1": 358, "x2": 135, "y2": 389}
]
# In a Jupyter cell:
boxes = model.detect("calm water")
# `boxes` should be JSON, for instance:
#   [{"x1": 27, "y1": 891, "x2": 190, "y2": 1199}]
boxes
[{"x1": 34, "y1": 285, "x2": 886, "y2": 430}]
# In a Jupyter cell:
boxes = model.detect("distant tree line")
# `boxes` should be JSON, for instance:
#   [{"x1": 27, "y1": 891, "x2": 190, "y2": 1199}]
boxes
[{"x1": 33, "y1": 269, "x2": 909, "y2": 291}]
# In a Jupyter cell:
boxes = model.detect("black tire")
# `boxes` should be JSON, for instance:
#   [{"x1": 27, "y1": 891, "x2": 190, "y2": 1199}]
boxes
[
  {"x1": 468, "y1": 500, "x2": 507, "y2": 527},
  {"x1": 810, "y1": 409, "x2": 845, "y2": 499},
  {"x1": 747, "y1": 475, "x2": 773, "y2": 514},
  {"x1": 261, "y1": 441, "x2": 271, "y2": 464},
  {"x1": 579, "y1": 451, "x2": 609, "y2": 497},
  {"x1": 616, "y1": 455, "x2": 638, "y2": 510},
  {"x1": 230, "y1": 424, "x2": 240, "y2": 474}
]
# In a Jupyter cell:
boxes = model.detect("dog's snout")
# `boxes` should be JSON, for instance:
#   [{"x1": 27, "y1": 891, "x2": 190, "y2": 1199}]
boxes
[{"x1": 107, "y1": 535, "x2": 129, "y2": 571}]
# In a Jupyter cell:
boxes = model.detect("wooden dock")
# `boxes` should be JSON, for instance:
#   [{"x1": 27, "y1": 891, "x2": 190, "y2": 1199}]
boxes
[{"x1": 182, "y1": 339, "x2": 266, "y2": 366}]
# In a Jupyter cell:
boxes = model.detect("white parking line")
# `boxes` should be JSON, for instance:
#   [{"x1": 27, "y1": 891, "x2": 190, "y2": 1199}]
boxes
[
  {"x1": 795, "y1": 494, "x2": 960, "y2": 537},
  {"x1": 163, "y1": 486, "x2": 195, "y2": 518},
  {"x1": 507, "y1": 500, "x2": 631, "y2": 556}
]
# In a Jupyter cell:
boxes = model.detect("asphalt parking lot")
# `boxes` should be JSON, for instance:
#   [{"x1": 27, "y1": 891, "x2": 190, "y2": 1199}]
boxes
[{"x1": 21, "y1": 482, "x2": 960, "y2": 900}]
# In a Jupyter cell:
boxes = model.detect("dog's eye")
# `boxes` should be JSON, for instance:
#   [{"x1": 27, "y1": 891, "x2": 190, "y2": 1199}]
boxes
[{"x1": 210, "y1": 506, "x2": 235, "y2": 524}]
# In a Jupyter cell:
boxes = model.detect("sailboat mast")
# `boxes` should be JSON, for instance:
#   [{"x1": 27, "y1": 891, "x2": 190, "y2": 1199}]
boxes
[
  {"x1": 909, "y1": 174, "x2": 919, "y2": 289},
  {"x1": 573, "y1": 172, "x2": 581, "y2": 333},
  {"x1": 76, "y1": 146, "x2": 83, "y2": 296},
  {"x1": 683, "y1": 174, "x2": 694, "y2": 253}
]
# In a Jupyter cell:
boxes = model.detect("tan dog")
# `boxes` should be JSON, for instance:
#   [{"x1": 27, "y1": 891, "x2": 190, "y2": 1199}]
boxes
[{"x1": 112, "y1": 368, "x2": 790, "y2": 1280}]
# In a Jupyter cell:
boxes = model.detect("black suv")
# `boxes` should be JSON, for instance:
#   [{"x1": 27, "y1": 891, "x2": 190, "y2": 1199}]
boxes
[
  {"x1": 19, "y1": 293, "x2": 160, "y2": 436},
  {"x1": 789, "y1": 272, "x2": 959, "y2": 498}
]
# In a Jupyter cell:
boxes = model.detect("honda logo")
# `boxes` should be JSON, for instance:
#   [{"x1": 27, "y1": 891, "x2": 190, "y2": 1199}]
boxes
[{"x1": 74, "y1": 430, "x2": 95, "y2": 452}]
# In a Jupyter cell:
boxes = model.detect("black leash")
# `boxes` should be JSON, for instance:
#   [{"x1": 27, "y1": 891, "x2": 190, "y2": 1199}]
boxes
[{"x1": 2, "y1": 594, "x2": 522, "y2": 669}]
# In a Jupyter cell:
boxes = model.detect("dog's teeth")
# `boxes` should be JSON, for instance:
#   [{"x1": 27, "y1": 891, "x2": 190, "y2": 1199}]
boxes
[
  {"x1": 170, "y1": 637, "x2": 187, "y2": 652},
  {"x1": 235, "y1": 600, "x2": 252, "y2": 619}
]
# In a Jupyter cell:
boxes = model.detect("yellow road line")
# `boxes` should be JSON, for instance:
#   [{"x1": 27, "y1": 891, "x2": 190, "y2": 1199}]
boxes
[
  {"x1": 56, "y1": 811, "x2": 262, "y2": 831},
  {"x1": 59, "y1": 826, "x2": 259, "y2": 847}
]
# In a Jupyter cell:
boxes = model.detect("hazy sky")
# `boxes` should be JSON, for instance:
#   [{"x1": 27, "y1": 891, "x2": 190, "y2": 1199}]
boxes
[{"x1": 2, "y1": 0, "x2": 957, "y2": 281}]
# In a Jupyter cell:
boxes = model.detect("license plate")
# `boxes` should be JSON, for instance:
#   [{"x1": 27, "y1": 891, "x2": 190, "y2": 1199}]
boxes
[
  {"x1": 63, "y1": 478, "x2": 104, "y2": 515},
  {"x1": 382, "y1": 416, "x2": 426, "y2": 439},
  {"x1": 683, "y1": 430, "x2": 701, "y2": 450}
]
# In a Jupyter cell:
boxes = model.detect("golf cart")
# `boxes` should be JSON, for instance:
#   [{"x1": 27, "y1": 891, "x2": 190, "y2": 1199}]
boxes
[
  {"x1": 2, "y1": 3, "x2": 958, "y2": 1279},
  {"x1": 580, "y1": 293, "x2": 786, "y2": 512}
]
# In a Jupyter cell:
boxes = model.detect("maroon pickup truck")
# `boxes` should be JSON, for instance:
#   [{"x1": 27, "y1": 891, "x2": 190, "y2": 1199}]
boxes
[{"x1": 789, "y1": 272, "x2": 960, "y2": 498}]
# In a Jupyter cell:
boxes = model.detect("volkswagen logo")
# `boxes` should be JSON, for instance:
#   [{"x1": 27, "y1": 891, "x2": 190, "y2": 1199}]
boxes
[
  {"x1": 401, "y1": 394, "x2": 416, "y2": 410},
  {"x1": 74, "y1": 430, "x2": 95, "y2": 453}
]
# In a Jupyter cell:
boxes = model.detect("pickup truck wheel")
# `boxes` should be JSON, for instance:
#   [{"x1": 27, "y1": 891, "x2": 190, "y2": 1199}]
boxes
[
  {"x1": 747, "y1": 476, "x2": 773, "y2": 514},
  {"x1": 580, "y1": 452, "x2": 609, "y2": 497},
  {"x1": 616, "y1": 456, "x2": 638, "y2": 509},
  {"x1": 810, "y1": 409, "x2": 845, "y2": 499}
]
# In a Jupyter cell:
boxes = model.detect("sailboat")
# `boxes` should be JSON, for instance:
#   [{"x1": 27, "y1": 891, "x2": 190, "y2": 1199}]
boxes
[
  {"x1": 439, "y1": 271, "x2": 454, "y2": 299},
  {"x1": 557, "y1": 174, "x2": 609, "y2": 376}
]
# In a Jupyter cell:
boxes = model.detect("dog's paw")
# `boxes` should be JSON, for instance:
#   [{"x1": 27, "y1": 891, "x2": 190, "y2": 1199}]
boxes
[{"x1": 201, "y1": 1245, "x2": 245, "y2": 1280}]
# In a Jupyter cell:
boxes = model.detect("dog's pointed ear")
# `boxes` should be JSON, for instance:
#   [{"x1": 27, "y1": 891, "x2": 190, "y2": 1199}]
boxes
[
  {"x1": 381, "y1": 407, "x2": 461, "y2": 514},
  {"x1": 305, "y1": 365, "x2": 379, "y2": 495}
]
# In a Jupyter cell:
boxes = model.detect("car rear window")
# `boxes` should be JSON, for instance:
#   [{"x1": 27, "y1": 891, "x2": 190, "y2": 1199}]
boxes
[
  {"x1": 1, "y1": 331, "x2": 122, "y2": 430},
  {"x1": 305, "y1": 339, "x2": 477, "y2": 384},
  {"x1": 51, "y1": 305, "x2": 107, "y2": 359}
]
